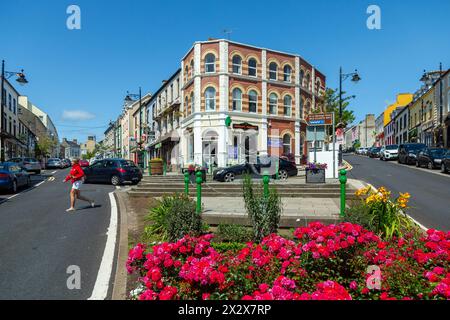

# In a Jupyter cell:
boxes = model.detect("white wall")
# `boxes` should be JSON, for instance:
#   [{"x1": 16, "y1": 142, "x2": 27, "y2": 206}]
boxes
[{"x1": 308, "y1": 150, "x2": 338, "y2": 179}]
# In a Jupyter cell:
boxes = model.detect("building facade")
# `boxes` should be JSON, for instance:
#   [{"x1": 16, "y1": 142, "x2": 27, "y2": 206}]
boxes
[
  {"x1": 178, "y1": 39, "x2": 325, "y2": 169},
  {"x1": 103, "y1": 121, "x2": 116, "y2": 158},
  {"x1": 80, "y1": 136, "x2": 96, "y2": 157},
  {"x1": 61, "y1": 138, "x2": 81, "y2": 159},
  {"x1": 374, "y1": 112, "x2": 385, "y2": 147},
  {"x1": 394, "y1": 106, "x2": 409, "y2": 145}
]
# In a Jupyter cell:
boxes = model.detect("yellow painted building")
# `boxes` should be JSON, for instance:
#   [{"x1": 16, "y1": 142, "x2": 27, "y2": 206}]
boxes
[{"x1": 383, "y1": 93, "x2": 414, "y2": 126}]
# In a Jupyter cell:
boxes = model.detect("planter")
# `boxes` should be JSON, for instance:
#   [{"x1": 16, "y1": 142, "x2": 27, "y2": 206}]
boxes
[
  {"x1": 305, "y1": 168, "x2": 325, "y2": 183},
  {"x1": 150, "y1": 159, "x2": 163, "y2": 175}
]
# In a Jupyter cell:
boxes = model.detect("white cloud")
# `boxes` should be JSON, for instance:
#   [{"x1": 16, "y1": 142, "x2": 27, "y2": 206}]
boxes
[{"x1": 62, "y1": 110, "x2": 95, "y2": 121}]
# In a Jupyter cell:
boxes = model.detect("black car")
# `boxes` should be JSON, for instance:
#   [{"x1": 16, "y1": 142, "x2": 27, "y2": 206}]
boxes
[
  {"x1": 416, "y1": 148, "x2": 447, "y2": 169},
  {"x1": 83, "y1": 159, "x2": 142, "y2": 185},
  {"x1": 213, "y1": 156, "x2": 298, "y2": 182},
  {"x1": 441, "y1": 150, "x2": 450, "y2": 173},
  {"x1": 368, "y1": 147, "x2": 381, "y2": 158},
  {"x1": 398, "y1": 143, "x2": 426, "y2": 165}
]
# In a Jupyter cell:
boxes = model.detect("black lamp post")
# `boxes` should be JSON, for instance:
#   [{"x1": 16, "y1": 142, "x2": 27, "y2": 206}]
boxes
[
  {"x1": 338, "y1": 67, "x2": 361, "y2": 164},
  {"x1": 1, "y1": 59, "x2": 29, "y2": 162}
]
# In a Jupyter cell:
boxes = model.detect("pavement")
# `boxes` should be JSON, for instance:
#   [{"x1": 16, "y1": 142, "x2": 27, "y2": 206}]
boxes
[
  {"x1": 345, "y1": 154, "x2": 450, "y2": 231},
  {"x1": 0, "y1": 168, "x2": 115, "y2": 299}
]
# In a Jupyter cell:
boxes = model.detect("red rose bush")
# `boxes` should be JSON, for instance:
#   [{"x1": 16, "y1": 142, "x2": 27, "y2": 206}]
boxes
[{"x1": 127, "y1": 222, "x2": 449, "y2": 300}]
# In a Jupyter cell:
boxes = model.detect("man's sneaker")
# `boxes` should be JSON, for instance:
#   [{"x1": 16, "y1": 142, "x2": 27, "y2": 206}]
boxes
[
  {"x1": 66, "y1": 208, "x2": 76, "y2": 212},
  {"x1": 91, "y1": 202, "x2": 95, "y2": 208}
]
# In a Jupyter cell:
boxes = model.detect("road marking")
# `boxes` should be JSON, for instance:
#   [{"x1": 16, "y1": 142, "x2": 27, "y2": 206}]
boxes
[
  {"x1": 48, "y1": 177, "x2": 55, "y2": 182},
  {"x1": 88, "y1": 192, "x2": 118, "y2": 300},
  {"x1": 35, "y1": 181, "x2": 46, "y2": 187},
  {"x1": 115, "y1": 186, "x2": 121, "y2": 189},
  {"x1": 52, "y1": 171, "x2": 57, "y2": 174},
  {"x1": 7, "y1": 194, "x2": 19, "y2": 200}
]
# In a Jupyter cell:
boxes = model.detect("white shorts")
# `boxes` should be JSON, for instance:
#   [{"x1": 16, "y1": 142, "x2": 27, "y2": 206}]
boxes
[{"x1": 72, "y1": 180, "x2": 83, "y2": 190}]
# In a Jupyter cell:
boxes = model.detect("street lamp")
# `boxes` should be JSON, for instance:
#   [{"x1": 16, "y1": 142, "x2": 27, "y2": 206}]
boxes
[
  {"x1": 338, "y1": 67, "x2": 361, "y2": 164},
  {"x1": 1, "y1": 60, "x2": 29, "y2": 162}
]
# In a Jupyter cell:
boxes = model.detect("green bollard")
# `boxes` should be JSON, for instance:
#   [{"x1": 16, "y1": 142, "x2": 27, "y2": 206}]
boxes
[
  {"x1": 163, "y1": 161, "x2": 167, "y2": 176},
  {"x1": 148, "y1": 161, "x2": 151, "y2": 176},
  {"x1": 184, "y1": 171, "x2": 190, "y2": 195},
  {"x1": 275, "y1": 161, "x2": 279, "y2": 180},
  {"x1": 263, "y1": 173, "x2": 270, "y2": 199},
  {"x1": 339, "y1": 169, "x2": 347, "y2": 217},
  {"x1": 196, "y1": 170, "x2": 203, "y2": 214}
]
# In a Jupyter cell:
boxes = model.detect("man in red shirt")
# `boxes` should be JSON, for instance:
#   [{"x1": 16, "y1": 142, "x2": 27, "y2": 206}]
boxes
[{"x1": 64, "y1": 159, "x2": 94, "y2": 212}]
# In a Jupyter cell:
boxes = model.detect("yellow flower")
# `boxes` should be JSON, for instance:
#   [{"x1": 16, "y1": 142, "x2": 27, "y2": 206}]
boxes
[{"x1": 355, "y1": 186, "x2": 371, "y2": 197}]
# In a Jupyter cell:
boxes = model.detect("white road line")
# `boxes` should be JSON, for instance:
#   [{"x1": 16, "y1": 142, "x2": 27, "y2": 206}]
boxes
[
  {"x1": 7, "y1": 194, "x2": 19, "y2": 200},
  {"x1": 88, "y1": 192, "x2": 118, "y2": 300},
  {"x1": 35, "y1": 181, "x2": 46, "y2": 187},
  {"x1": 51, "y1": 171, "x2": 57, "y2": 174}
]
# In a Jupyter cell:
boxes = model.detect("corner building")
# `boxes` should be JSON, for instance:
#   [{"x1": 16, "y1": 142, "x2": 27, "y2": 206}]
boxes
[{"x1": 179, "y1": 39, "x2": 325, "y2": 168}]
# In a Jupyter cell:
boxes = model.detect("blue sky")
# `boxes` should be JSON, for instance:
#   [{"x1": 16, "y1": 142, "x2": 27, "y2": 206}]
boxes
[{"x1": 1, "y1": 0, "x2": 449, "y2": 142}]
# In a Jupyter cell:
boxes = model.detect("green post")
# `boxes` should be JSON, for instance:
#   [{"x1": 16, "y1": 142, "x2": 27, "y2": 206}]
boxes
[
  {"x1": 148, "y1": 160, "x2": 151, "y2": 176},
  {"x1": 196, "y1": 170, "x2": 202, "y2": 214},
  {"x1": 184, "y1": 171, "x2": 190, "y2": 195},
  {"x1": 263, "y1": 172, "x2": 270, "y2": 199},
  {"x1": 339, "y1": 169, "x2": 347, "y2": 217},
  {"x1": 163, "y1": 161, "x2": 167, "y2": 176}
]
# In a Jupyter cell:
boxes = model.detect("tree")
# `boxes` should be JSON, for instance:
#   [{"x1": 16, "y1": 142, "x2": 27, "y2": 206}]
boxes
[
  {"x1": 35, "y1": 136, "x2": 56, "y2": 159},
  {"x1": 322, "y1": 88, "x2": 356, "y2": 128}
]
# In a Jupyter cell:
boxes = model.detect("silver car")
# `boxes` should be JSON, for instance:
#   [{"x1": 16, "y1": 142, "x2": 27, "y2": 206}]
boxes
[{"x1": 9, "y1": 157, "x2": 42, "y2": 174}]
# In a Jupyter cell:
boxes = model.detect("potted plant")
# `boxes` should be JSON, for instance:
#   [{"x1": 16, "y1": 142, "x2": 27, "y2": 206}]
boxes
[
  {"x1": 305, "y1": 162, "x2": 327, "y2": 183},
  {"x1": 150, "y1": 158, "x2": 163, "y2": 175}
]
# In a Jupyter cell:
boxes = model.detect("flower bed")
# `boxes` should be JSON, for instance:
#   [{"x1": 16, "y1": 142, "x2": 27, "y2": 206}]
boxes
[{"x1": 127, "y1": 222, "x2": 450, "y2": 300}]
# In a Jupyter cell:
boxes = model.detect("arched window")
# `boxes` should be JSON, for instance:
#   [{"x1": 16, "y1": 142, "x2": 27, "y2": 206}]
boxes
[
  {"x1": 300, "y1": 98, "x2": 304, "y2": 119},
  {"x1": 305, "y1": 73, "x2": 311, "y2": 90},
  {"x1": 269, "y1": 93, "x2": 278, "y2": 115},
  {"x1": 283, "y1": 65, "x2": 292, "y2": 82},
  {"x1": 248, "y1": 58, "x2": 257, "y2": 77},
  {"x1": 300, "y1": 69, "x2": 305, "y2": 86},
  {"x1": 248, "y1": 90, "x2": 257, "y2": 113},
  {"x1": 316, "y1": 79, "x2": 322, "y2": 94},
  {"x1": 283, "y1": 95, "x2": 292, "y2": 117},
  {"x1": 232, "y1": 88, "x2": 242, "y2": 111},
  {"x1": 269, "y1": 62, "x2": 277, "y2": 80},
  {"x1": 185, "y1": 96, "x2": 189, "y2": 114},
  {"x1": 205, "y1": 87, "x2": 216, "y2": 111},
  {"x1": 283, "y1": 134, "x2": 291, "y2": 155},
  {"x1": 190, "y1": 60, "x2": 194, "y2": 78},
  {"x1": 190, "y1": 92, "x2": 195, "y2": 114},
  {"x1": 205, "y1": 53, "x2": 216, "y2": 73},
  {"x1": 305, "y1": 101, "x2": 311, "y2": 115},
  {"x1": 232, "y1": 55, "x2": 242, "y2": 74},
  {"x1": 184, "y1": 66, "x2": 189, "y2": 81}
]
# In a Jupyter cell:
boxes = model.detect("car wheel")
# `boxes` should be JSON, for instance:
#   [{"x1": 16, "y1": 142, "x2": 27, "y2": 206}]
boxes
[
  {"x1": 11, "y1": 180, "x2": 18, "y2": 193},
  {"x1": 441, "y1": 164, "x2": 447, "y2": 173},
  {"x1": 427, "y1": 162, "x2": 434, "y2": 170},
  {"x1": 224, "y1": 172, "x2": 235, "y2": 182},
  {"x1": 279, "y1": 169, "x2": 288, "y2": 181},
  {"x1": 111, "y1": 175, "x2": 121, "y2": 186}
]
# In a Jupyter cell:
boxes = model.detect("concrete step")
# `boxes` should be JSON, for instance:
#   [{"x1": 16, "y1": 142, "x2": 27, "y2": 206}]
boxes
[
  {"x1": 127, "y1": 191, "x2": 358, "y2": 199},
  {"x1": 131, "y1": 186, "x2": 350, "y2": 193},
  {"x1": 136, "y1": 182, "x2": 342, "y2": 188}
]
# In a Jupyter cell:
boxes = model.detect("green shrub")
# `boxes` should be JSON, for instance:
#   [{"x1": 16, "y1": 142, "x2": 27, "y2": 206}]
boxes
[
  {"x1": 215, "y1": 224, "x2": 253, "y2": 243},
  {"x1": 242, "y1": 174, "x2": 282, "y2": 243},
  {"x1": 165, "y1": 193, "x2": 202, "y2": 242},
  {"x1": 144, "y1": 193, "x2": 202, "y2": 243},
  {"x1": 210, "y1": 242, "x2": 247, "y2": 253}
]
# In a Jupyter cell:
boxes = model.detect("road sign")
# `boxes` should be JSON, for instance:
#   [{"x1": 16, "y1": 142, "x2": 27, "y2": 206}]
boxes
[{"x1": 306, "y1": 113, "x2": 333, "y2": 126}]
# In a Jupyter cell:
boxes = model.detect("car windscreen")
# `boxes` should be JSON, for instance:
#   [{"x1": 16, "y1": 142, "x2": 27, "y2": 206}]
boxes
[
  {"x1": 386, "y1": 145, "x2": 398, "y2": 150},
  {"x1": 119, "y1": 160, "x2": 136, "y2": 167},
  {"x1": 430, "y1": 149, "x2": 445, "y2": 156},
  {"x1": 406, "y1": 144, "x2": 425, "y2": 151}
]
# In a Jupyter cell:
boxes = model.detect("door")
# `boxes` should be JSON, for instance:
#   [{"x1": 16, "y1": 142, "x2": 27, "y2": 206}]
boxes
[
  {"x1": 103, "y1": 160, "x2": 119, "y2": 182},
  {"x1": 86, "y1": 160, "x2": 105, "y2": 182}
]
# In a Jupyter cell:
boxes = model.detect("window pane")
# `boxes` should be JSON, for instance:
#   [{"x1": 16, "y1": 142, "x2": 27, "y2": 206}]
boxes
[
  {"x1": 269, "y1": 63, "x2": 277, "y2": 80},
  {"x1": 248, "y1": 59, "x2": 257, "y2": 76},
  {"x1": 232, "y1": 88, "x2": 242, "y2": 111},
  {"x1": 249, "y1": 91, "x2": 257, "y2": 113},
  {"x1": 269, "y1": 93, "x2": 277, "y2": 115},
  {"x1": 284, "y1": 96, "x2": 292, "y2": 116},
  {"x1": 205, "y1": 54, "x2": 215, "y2": 73},
  {"x1": 205, "y1": 88, "x2": 216, "y2": 110},
  {"x1": 232, "y1": 56, "x2": 242, "y2": 74},
  {"x1": 284, "y1": 66, "x2": 291, "y2": 82}
]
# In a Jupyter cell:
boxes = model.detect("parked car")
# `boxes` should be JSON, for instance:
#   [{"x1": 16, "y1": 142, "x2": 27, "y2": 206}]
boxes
[
  {"x1": 46, "y1": 158, "x2": 63, "y2": 169},
  {"x1": 416, "y1": 148, "x2": 447, "y2": 169},
  {"x1": 213, "y1": 156, "x2": 298, "y2": 182},
  {"x1": 356, "y1": 147, "x2": 365, "y2": 155},
  {"x1": 8, "y1": 157, "x2": 41, "y2": 174},
  {"x1": 441, "y1": 150, "x2": 450, "y2": 173},
  {"x1": 368, "y1": 147, "x2": 381, "y2": 158},
  {"x1": 83, "y1": 159, "x2": 143, "y2": 185},
  {"x1": 79, "y1": 159, "x2": 90, "y2": 167},
  {"x1": 62, "y1": 159, "x2": 72, "y2": 168},
  {"x1": 398, "y1": 143, "x2": 426, "y2": 165},
  {"x1": 0, "y1": 162, "x2": 31, "y2": 193},
  {"x1": 380, "y1": 144, "x2": 399, "y2": 161}
]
